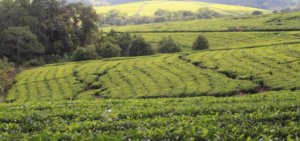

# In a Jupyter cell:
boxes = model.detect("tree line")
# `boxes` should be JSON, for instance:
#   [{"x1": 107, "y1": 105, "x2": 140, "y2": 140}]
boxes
[{"x1": 71, "y1": 29, "x2": 210, "y2": 61}]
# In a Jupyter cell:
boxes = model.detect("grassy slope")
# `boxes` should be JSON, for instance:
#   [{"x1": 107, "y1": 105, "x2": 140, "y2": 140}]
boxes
[
  {"x1": 95, "y1": 1, "x2": 269, "y2": 16},
  {"x1": 7, "y1": 44, "x2": 300, "y2": 102},
  {"x1": 102, "y1": 12, "x2": 300, "y2": 32},
  {"x1": 140, "y1": 31, "x2": 300, "y2": 51},
  {"x1": 2, "y1": 9, "x2": 300, "y2": 140}
]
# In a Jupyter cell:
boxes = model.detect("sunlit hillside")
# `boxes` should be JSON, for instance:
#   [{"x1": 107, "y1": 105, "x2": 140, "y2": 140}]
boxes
[{"x1": 95, "y1": 1, "x2": 270, "y2": 16}]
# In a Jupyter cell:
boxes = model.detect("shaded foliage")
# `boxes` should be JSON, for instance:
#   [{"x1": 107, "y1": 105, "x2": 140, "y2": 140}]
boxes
[
  {"x1": 192, "y1": 35, "x2": 209, "y2": 50},
  {"x1": 158, "y1": 37, "x2": 181, "y2": 53},
  {"x1": 128, "y1": 35, "x2": 153, "y2": 56}
]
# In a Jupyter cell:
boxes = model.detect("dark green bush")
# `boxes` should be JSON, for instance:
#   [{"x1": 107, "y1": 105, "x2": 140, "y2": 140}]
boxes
[
  {"x1": 96, "y1": 41, "x2": 122, "y2": 58},
  {"x1": 192, "y1": 35, "x2": 209, "y2": 50},
  {"x1": 158, "y1": 37, "x2": 182, "y2": 53},
  {"x1": 128, "y1": 35, "x2": 153, "y2": 56},
  {"x1": 72, "y1": 46, "x2": 100, "y2": 61}
]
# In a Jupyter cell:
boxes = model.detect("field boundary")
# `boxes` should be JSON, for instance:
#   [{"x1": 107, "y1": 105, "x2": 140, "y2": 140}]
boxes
[{"x1": 105, "y1": 29, "x2": 300, "y2": 33}]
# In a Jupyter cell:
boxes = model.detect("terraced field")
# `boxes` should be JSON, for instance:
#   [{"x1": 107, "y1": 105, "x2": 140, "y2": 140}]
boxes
[
  {"x1": 2, "y1": 38, "x2": 300, "y2": 140},
  {"x1": 95, "y1": 1, "x2": 268, "y2": 16},
  {"x1": 140, "y1": 31, "x2": 300, "y2": 51},
  {"x1": 102, "y1": 11, "x2": 300, "y2": 32},
  {"x1": 1, "y1": 91, "x2": 300, "y2": 140},
  {"x1": 3, "y1": 10, "x2": 300, "y2": 140},
  {"x1": 6, "y1": 44, "x2": 300, "y2": 103}
]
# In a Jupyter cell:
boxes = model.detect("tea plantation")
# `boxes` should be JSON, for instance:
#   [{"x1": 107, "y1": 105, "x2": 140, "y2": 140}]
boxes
[
  {"x1": 1, "y1": 41, "x2": 299, "y2": 140},
  {"x1": 1, "y1": 91, "x2": 300, "y2": 140},
  {"x1": 1, "y1": 7, "x2": 300, "y2": 141}
]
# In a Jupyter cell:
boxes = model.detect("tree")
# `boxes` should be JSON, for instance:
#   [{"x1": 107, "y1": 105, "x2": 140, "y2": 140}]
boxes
[
  {"x1": 0, "y1": 26, "x2": 45, "y2": 64},
  {"x1": 192, "y1": 35, "x2": 209, "y2": 50},
  {"x1": 252, "y1": 11, "x2": 263, "y2": 15},
  {"x1": 96, "y1": 41, "x2": 121, "y2": 58},
  {"x1": 128, "y1": 35, "x2": 153, "y2": 56},
  {"x1": 158, "y1": 37, "x2": 181, "y2": 53},
  {"x1": 106, "y1": 30, "x2": 132, "y2": 56},
  {"x1": 197, "y1": 8, "x2": 222, "y2": 19},
  {"x1": 0, "y1": 0, "x2": 36, "y2": 33},
  {"x1": 72, "y1": 46, "x2": 100, "y2": 61}
]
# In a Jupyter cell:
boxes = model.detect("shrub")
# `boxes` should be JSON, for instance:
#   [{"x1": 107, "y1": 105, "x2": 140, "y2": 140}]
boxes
[
  {"x1": 158, "y1": 37, "x2": 182, "y2": 53},
  {"x1": 72, "y1": 46, "x2": 100, "y2": 61},
  {"x1": 23, "y1": 58, "x2": 45, "y2": 67},
  {"x1": 128, "y1": 35, "x2": 153, "y2": 56},
  {"x1": 192, "y1": 35, "x2": 209, "y2": 50},
  {"x1": 252, "y1": 11, "x2": 263, "y2": 15},
  {"x1": 96, "y1": 41, "x2": 121, "y2": 58}
]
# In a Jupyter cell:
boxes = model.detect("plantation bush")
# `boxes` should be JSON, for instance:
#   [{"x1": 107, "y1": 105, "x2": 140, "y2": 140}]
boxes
[
  {"x1": 158, "y1": 37, "x2": 182, "y2": 53},
  {"x1": 192, "y1": 35, "x2": 209, "y2": 50}
]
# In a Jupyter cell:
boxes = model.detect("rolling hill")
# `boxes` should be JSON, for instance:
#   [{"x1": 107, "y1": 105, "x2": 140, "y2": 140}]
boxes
[
  {"x1": 72, "y1": 0, "x2": 300, "y2": 10},
  {"x1": 3, "y1": 37, "x2": 300, "y2": 140},
  {"x1": 95, "y1": 1, "x2": 269, "y2": 16},
  {"x1": 1, "y1": 3, "x2": 300, "y2": 140},
  {"x1": 102, "y1": 11, "x2": 300, "y2": 32},
  {"x1": 7, "y1": 44, "x2": 300, "y2": 102}
]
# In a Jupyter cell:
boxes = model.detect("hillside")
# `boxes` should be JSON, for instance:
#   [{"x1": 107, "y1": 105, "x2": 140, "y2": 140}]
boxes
[
  {"x1": 200, "y1": 0, "x2": 300, "y2": 9},
  {"x1": 3, "y1": 38, "x2": 300, "y2": 140},
  {"x1": 102, "y1": 11, "x2": 300, "y2": 32},
  {"x1": 7, "y1": 44, "x2": 300, "y2": 102},
  {"x1": 95, "y1": 1, "x2": 269, "y2": 16},
  {"x1": 2, "y1": 1, "x2": 300, "y2": 140},
  {"x1": 74, "y1": 0, "x2": 300, "y2": 9}
]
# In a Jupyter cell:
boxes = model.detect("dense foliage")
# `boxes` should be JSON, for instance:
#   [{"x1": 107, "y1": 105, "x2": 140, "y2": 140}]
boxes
[
  {"x1": 0, "y1": 58, "x2": 15, "y2": 101},
  {"x1": 0, "y1": 0, "x2": 98, "y2": 65},
  {"x1": 0, "y1": 27, "x2": 44, "y2": 64}
]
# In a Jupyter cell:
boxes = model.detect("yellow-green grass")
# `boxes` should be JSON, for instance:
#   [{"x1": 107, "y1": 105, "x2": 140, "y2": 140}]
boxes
[
  {"x1": 7, "y1": 44, "x2": 300, "y2": 102},
  {"x1": 95, "y1": 1, "x2": 269, "y2": 16},
  {"x1": 102, "y1": 11, "x2": 300, "y2": 32},
  {"x1": 139, "y1": 31, "x2": 300, "y2": 51}
]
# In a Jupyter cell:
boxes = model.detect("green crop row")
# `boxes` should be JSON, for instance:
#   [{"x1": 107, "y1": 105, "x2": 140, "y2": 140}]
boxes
[
  {"x1": 102, "y1": 12, "x2": 300, "y2": 32},
  {"x1": 184, "y1": 44, "x2": 300, "y2": 90},
  {"x1": 6, "y1": 44, "x2": 300, "y2": 102},
  {"x1": 0, "y1": 91, "x2": 300, "y2": 140},
  {"x1": 139, "y1": 31, "x2": 300, "y2": 51}
]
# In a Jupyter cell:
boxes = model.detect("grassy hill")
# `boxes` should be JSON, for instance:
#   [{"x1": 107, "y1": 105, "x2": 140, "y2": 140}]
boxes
[
  {"x1": 7, "y1": 44, "x2": 300, "y2": 102},
  {"x1": 2, "y1": 6, "x2": 300, "y2": 140},
  {"x1": 2, "y1": 41, "x2": 300, "y2": 140},
  {"x1": 95, "y1": 1, "x2": 269, "y2": 16},
  {"x1": 102, "y1": 12, "x2": 300, "y2": 32},
  {"x1": 140, "y1": 31, "x2": 300, "y2": 51}
]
